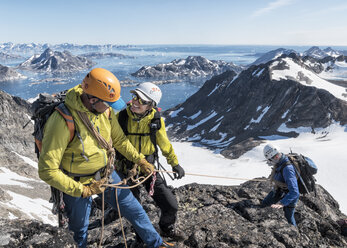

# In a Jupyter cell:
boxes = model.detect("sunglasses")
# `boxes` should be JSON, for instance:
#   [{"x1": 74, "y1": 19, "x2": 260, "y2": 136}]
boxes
[
  {"x1": 132, "y1": 94, "x2": 152, "y2": 105},
  {"x1": 93, "y1": 97, "x2": 110, "y2": 108}
]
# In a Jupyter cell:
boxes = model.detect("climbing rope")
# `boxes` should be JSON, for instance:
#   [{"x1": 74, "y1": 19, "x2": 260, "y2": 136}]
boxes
[{"x1": 155, "y1": 169, "x2": 268, "y2": 182}]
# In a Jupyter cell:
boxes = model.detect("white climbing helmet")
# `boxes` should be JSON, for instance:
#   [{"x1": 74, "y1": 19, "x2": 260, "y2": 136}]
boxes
[
  {"x1": 263, "y1": 144, "x2": 280, "y2": 160},
  {"x1": 131, "y1": 82, "x2": 162, "y2": 106}
]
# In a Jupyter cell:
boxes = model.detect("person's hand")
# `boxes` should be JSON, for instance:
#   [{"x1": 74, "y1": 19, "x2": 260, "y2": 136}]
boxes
[
  {"x1": 82, "y1": 178, "x2": 107, "y2": 198},
  {"x1": 138, "y1": 158, "x2": 155, "y2": 175},
  {"x1": 173, "y1": 164, "x2": 185, "y2": 179},
  {"x1": 271, "y1": 203, "x2": 284, "y2": 209}
]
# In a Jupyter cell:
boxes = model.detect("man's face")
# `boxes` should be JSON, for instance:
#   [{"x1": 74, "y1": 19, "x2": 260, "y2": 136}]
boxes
[
  {"x1": 89, "y1": 97, "x2": 110, "y2": 113},
  {"x1": 269, "y1": 153, "x2": 281, "y2": 164}
]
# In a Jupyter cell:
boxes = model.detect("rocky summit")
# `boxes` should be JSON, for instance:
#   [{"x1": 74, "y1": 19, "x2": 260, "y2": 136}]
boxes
[
  {"x1": 2, "y1": 180, "x2": 347, "y2": 247},
  {"x1": 0, "y1": 86, "x2": 347, "y2": 247},
  {"x1": 163, "y1": 53, "x2": 347, "y2": 158},
  {"x1": 131, "y1": 55, "x2": 243, "y2": 80},
  {"x1": 0, "y1": 64, "x2": 26, "y2": 82},
  {"x1": 18, "y1": 48, "x2": 94, "y2": 73}
]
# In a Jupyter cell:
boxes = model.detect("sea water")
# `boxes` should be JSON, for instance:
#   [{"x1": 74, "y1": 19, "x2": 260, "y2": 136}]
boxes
[{"x1": 0, "y1": 44, "x2": 312, "y2": 110}]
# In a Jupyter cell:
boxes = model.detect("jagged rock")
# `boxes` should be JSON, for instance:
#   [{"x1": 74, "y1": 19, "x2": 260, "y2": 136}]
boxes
[
  {"x1": 131, "y1": 56, "x2": 243, "y2": 80},
  {"x1": 4, "y1": 181, "x2": 346, "y2": 247},
  {"x1": 18, "y1": 48, "x2": 94, "y2": 73},
  {"x1": 0, "y1": 64, "x2": 26, "y2": 82},
  {"x1": 0, "y1": 219, "x2": 75, "y2": 247},
  {"x1": 163, "y1": 54, "x2": 347, "y2": 158}
]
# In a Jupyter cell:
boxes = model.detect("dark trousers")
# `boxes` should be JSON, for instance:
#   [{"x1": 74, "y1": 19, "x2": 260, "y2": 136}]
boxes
[
  {"x1": 131, "y1": 172, "x2": 178, "y2": 231},
  {"x1": 262, "y1": 190, "x2": 298, "y2": 226}
]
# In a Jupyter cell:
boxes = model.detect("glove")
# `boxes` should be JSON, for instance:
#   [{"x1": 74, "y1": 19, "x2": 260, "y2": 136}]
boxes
[
  {"x1": 82, "y1": 178, "x2": 107, "y2": 198},
  {"x1": 138, "y1": 158, "x2": 155, "y2": 175},
  {"x1": 173, "y1": 164, "x2": 185, "y2": 179}
]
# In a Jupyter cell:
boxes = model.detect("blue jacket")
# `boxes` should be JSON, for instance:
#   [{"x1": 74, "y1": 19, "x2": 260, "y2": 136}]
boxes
[{"x1": 274, "y1": 155, "x2": 300, "y2": 206}]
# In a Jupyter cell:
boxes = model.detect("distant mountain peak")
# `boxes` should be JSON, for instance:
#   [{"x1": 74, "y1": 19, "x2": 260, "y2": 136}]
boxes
[
  {"x1": 18, "y1": 48, "x2": 94, "y2": 73},
  {"x1": 131, "y1": 55, "x2": 243, "y2": 80}
]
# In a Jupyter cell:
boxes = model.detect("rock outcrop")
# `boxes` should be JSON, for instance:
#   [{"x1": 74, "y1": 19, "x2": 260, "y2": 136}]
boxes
[
  {"x1": 0, "y1": 64, "x2": 26, "y2": 82},
  {"x1": 18, "y1": 48, "x2": 94, "y2": 73},
  {"x1": 132, "y1": 56, "x2": 243, "y2": 80},
  {"x1": 1, "y1": 181, "x2": 346, "y2": 247}
]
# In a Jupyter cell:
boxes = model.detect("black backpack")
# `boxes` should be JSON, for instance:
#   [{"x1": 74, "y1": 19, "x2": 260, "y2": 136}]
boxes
[
  {"x1": 25, "y1": 90, "x2": 75, "y2": 159},
  {"x1": 24, "y1": 90, "x2": 74, "y2": 227},
  {"x1": 281, "y1": 152, "x2": 318, "y2": 195}
]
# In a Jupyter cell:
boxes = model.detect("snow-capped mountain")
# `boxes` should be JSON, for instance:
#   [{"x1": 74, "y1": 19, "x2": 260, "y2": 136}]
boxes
[
  {"x1": 303, "y1": 46, "x2": 342, "y2": 59},
  {"x1": 131, "y1": 56, "x2": 243, "y2": 79},
  {"x1": 0, "y1": 51, "x2": 22, "y2": 61},
  {"x1": 302, "y1": 54, "x2": 347, "y2": 80},
  {"x1": 0, "y1": 64, "x2": 26, "y2": 81},
  {"x1": 80, "y1": 52, "x2": 135, "y2": 59},
  {"x1": 0, "y1": 42, "x2": 134, "y2": 54},
  {"x1": 18, "y1": 48, "x2": 94, "y2": 73},
  {"x1": 163, "y1": 53, "x2": 347, "y2": 158},
  {"x1": 250, "y1": 48, "x2": 298, "y2": 66}
]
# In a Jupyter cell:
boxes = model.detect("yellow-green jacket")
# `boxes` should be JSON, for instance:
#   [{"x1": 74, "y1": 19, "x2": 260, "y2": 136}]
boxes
[
  {"x1": 38, "y1": 85, "x2": 144, "y2": 197},
  {"x1": 115, "y1": 106, "x2": 178, "y2": 167}
]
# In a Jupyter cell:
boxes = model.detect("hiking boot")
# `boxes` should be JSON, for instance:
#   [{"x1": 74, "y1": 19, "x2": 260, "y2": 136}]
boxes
[
  {"x1": 159, "y1": 240, "x2": 175, "y2": 247},
  {"x1": 160, "y1": 227, "x2": 186, "y2": 241}
]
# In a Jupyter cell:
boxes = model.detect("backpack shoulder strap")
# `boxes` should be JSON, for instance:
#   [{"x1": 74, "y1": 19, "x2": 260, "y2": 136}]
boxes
[
  {"x1": 55, "y1": 103, "x2": 75, "y2": 142},
  {"x1": 149, "y1": 108, "x2": 161, "y2": 154},
  {"x1": 117, "y1": 108, "x2": 129, "y2": 135}
]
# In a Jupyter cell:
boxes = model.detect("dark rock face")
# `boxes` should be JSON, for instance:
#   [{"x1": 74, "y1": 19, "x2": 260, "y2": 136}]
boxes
[
  {"x1": 0, "y1": 90, "x2": 34, "y2": 163},
  {"x1": 0, "y1": 90, "x2": 51, "y2": 220},
  {"x1": 302, "y1": 55, "x2": 347, "y2": 74},
  {"x1": 163, "y1": 55, "x2": 347, "y2": 158},
  {"x1": 0, "y1": 219, "x2": 75, "y2": 247},
  {"x1": 2, "y1": 181, "x2": 346, "y2": 247},
  {"x1": 0, "y1": 64, "x2": 26, "y2": 81},
  {"x1": 18, "y1": 48, "x2": 94, "y2": 73},
  {"x1": 132, "y1": 56, "x2": 243, "y2": 80}
]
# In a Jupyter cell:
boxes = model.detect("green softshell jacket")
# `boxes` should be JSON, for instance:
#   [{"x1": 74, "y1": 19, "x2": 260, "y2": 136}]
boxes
[{"x1": 116, "y1": 106, "x2": 179, "y2": 167}]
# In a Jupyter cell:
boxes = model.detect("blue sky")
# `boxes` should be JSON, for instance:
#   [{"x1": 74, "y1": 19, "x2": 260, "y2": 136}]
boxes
[{"x1": 1, "y1": 0, "x2": 347, "y2": 46}]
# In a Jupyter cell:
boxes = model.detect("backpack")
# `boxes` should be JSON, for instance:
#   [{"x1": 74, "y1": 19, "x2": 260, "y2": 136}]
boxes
[
  {"x1": 281, "y1": 152, "x2": 318, "y2": 195},
  {"x1": 27, "y1": 90, "x2": 75, "y2": 159},
  {"x1": 24, "y1": 90, "x2": 75, "y2": 227}
]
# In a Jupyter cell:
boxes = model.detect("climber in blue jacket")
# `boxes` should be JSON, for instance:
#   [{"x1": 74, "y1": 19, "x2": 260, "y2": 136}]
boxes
[{"x1": 261, "y1": 144, "x2": 300, "y2": 226}]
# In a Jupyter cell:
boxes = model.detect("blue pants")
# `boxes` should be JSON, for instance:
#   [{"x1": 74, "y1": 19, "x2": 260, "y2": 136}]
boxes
[
  {"x1": 63, "y1": 171, "x2": 162, "y2": 248},
  {"x1": 261, "y1": 190, "x2": 298, "y2": 226}
]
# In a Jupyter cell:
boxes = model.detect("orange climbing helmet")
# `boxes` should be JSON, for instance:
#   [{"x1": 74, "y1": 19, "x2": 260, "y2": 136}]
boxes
[{"x1": 82, "y1": 68, "x2": 126, "y2": 110}]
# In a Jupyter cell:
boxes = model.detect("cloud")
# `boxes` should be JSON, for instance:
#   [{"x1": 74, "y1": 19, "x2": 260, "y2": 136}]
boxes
[{"x1": 251, "y1": 0, "x2": 294, "y2": 18}]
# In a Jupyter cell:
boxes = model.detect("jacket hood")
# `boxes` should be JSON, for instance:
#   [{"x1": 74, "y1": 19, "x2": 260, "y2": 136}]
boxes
[{"x1": 65, "y1": 84, "x2": 90, "y2": 113}]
